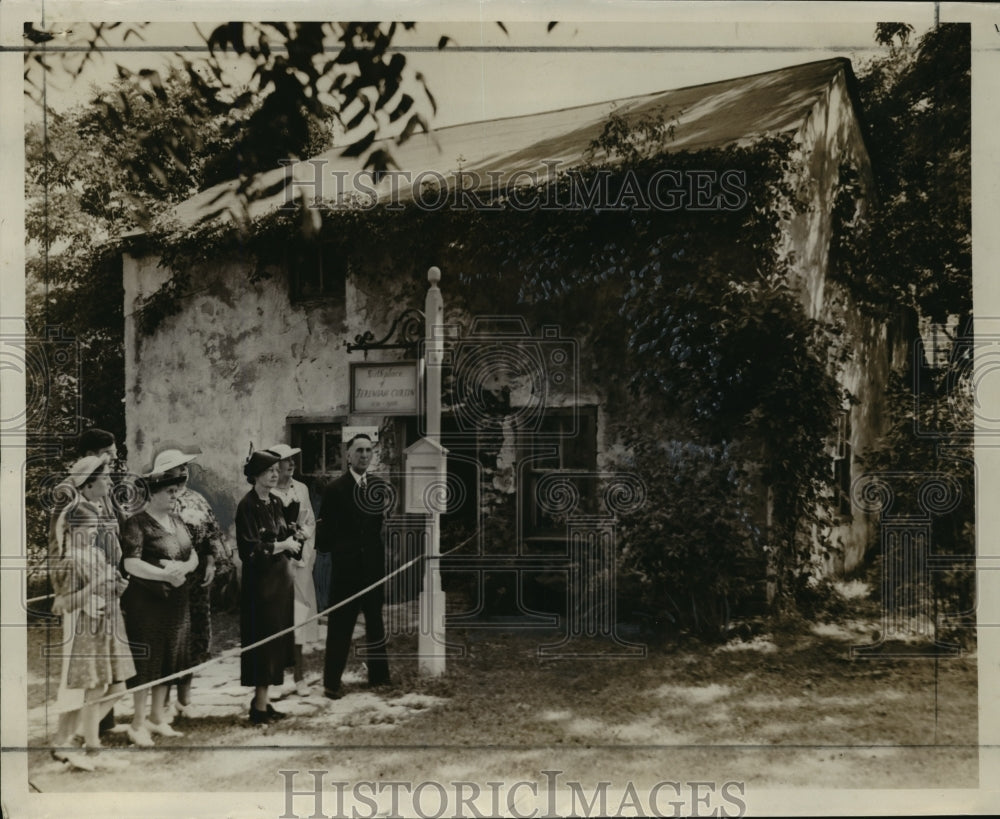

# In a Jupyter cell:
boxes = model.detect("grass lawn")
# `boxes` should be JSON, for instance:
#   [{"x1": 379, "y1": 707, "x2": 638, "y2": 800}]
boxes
[{"x1": 21, "y1": 600, "x2": 978, "y2": 796}]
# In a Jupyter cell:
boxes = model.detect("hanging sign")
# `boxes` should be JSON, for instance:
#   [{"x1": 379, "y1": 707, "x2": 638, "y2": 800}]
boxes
[{"x1": 350, "y1": 361, "x2": 419, "y2": 414}]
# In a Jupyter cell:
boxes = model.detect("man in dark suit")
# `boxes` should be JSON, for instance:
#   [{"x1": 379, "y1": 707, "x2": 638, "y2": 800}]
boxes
[{"x1": 315, "y1": 434, "x2": 391, "y2": 698}]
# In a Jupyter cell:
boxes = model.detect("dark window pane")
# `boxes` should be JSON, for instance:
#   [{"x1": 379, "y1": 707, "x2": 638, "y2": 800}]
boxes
[
  {"x1": 320, "y1": 248, "x2": 347, "y2": 296},
  {"x1": 324, "y1": 430, "x2": 344, "y2": 474},
  {"x1": 577, "y1": 474, "x2": 598, "y2": 514},
  {"x1": 526, "y1": 473, "x2": 564, "y2": 537},
  {"x1": 563, "y1": 415, "x2": 595, "y2": 469},
  {"x1": 529, "y1": 442, "x2": 560, "y2": 469},
  {"x1": 291, "y1": 244, "x2": 323, "y2": 300},
  {"x1": 300, "y1": 429, "x2": 324, "y2": 474}
]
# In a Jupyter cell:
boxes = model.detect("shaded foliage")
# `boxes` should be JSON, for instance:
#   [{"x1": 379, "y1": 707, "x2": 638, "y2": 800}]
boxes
[
  {"x1": 615, "y1": 440, "x2": 763, "y2": 639},
  {"x1": 23, "y1": 21, "x2": 532, "y2": 226},
  {"x1": 833, "y1": 23, "x2": 970, "y2": 323},
  {"x1": 25, "y1": 64, "x2": 335, "y2": 240},
  {"x1": 833, "y1": 24, "x2": 973, "y2": 646},
  {"x1": 859, "y1": 350, "x2": 976, "y2": 647}
]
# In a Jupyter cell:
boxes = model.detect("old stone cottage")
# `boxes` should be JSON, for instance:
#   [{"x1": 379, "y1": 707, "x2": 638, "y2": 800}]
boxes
[{"x1": 121, "y1": 58, "x2": 906, "y2": 617}]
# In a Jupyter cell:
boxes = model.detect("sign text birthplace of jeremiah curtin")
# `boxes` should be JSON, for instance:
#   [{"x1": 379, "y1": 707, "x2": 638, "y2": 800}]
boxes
[{"x1": 350, "y1": 362, "x2": 419, "y2": 414}]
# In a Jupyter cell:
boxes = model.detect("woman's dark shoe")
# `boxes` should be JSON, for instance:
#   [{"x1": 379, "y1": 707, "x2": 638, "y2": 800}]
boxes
[
  {"x1": 265, "y1": 704, "x2": 287, "y2": 721},
  {"x1": 249, "y1": 702, "x2": 269, "y2": 725}
]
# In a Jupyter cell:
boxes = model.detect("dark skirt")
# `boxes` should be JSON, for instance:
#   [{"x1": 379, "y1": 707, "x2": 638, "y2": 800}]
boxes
[
  {"x1": 240, "y1": 555, "x2": 295, "y2": 687},
  {"x1": 123, "y1": 581, "x2": 191, "y2": 687}
]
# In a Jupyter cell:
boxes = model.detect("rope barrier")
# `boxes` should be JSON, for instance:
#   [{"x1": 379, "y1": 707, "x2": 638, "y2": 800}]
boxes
[{"x1": 46, "y1": 529, "x2": 478, "y2": 708}]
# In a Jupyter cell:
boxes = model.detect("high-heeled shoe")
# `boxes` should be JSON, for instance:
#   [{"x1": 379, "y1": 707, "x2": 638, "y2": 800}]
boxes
[
  {"x1": 84, "y1": 746, "x2": 130, "y2": 770},
  {"x1": 266, "y1": 703, "x2": 287, "y2": 721},
  {"x1": 124, "y1": 724, "x2": 154, "y2": 747},
  {"x1": 146, "y1": 720, "x2": 184, "y2": 737},
  {"x1": 249, "y1": 702, "x2": 269, "y2": 725},
  {"x1": 174, "y1": 701, "x2": 196, "y2": 719}
]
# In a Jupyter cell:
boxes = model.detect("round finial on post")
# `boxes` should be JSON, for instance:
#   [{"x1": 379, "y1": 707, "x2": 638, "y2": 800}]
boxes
[{"x1": 427, "y1": 266, "x2": 441, "y2": 286}]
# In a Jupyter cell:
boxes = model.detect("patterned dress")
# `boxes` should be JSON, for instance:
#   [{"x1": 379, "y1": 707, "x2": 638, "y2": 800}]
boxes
[
  {"x1": 235, "y1": 490, "x2": 295, "y2": 686},
  {"x1": 49, "y1": 486, "x2": 124, "y2": 568},
  {"x1": 174, "y1": 487, "x2": 230, "y2": 665},
  {"x1": 120, "y1": 511, "x2": 195, "y2": 686},
  {"x1": 50, "y1": 501, "x2": 135, "y2": 712},
  {"x1": 270, "y1": 479, "x2": 320, "y2": 645}
]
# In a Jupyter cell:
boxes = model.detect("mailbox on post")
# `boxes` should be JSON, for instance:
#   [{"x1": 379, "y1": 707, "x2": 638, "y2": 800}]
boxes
[{"x1": 403, "y1": 437, "x2": 449, "y2": 514}]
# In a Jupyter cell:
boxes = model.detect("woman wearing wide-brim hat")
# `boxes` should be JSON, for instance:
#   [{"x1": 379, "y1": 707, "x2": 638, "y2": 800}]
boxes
[
  {"x1": 235, "y1": 449, "x2": 299, "y2": 724},
  {"x1": 148, "y1": 447, "x2": 231, "y2": 722},
  {"x1": 120, "y1": 462, "x2": 199, "y2": 746}
]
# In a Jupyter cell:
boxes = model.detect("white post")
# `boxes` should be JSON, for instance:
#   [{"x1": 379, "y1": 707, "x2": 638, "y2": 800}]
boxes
[{"x1": 419, "y1": 266, "x2": 447, "y2": 675}]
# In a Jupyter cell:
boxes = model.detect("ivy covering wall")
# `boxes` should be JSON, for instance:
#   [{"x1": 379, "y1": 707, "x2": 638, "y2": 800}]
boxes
[{"x1": 132, "y1": 133, "x2": 850, "y2": 637}]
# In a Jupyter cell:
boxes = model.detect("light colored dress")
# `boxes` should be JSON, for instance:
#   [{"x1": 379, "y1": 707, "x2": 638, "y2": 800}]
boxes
[
  {"x1": 50, "y1": 501, "x2": 135, "y2": 713},
  {"x1": 271, "y1": 480, "x2": 320, "y2": 645}
]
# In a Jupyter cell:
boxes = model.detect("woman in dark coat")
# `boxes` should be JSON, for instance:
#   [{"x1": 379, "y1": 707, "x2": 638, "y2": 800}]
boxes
[{"x1": 236, "y1": 450, "x2": 299, "y2": 724}]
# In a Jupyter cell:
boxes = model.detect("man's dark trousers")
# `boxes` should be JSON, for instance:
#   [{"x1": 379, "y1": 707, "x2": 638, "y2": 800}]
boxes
[
  {"x1": 317, "y1": 470, "x2": 391, "y2": 693},
  {"x1": 323, "y1": 582, "x2": 390, "y2": 689}
]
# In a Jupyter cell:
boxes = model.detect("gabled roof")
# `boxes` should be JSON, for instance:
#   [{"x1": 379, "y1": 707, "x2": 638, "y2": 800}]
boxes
[{"x1": 170, "y1": 57, "x2": 859, "y2": 229}]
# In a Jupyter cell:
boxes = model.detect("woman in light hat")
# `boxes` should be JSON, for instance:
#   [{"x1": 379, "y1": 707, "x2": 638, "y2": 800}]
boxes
[
  {"x1": 120, "y1": 466, "x2": 199, "y2": 745},
  {"x1": 264, "y1": 443, "x2": 319, "y2": 696},
  {"x1": 148, "y1": 448, "x2": 231, "y2": 720},
  {"x1": 48, "y1": 456, "x2": 133, "y2": 771},
  {"x1": 236, "y1": 449, "x2": 298, "y2": 724}
]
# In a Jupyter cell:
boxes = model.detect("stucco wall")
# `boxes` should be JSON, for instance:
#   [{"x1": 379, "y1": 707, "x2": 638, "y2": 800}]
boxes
[
  {"x1": 780, "y1": 66, "x2": 907, "y2": 571},
  {"x1": 124, "y1": 250, "x2": 370, "y2": 527},
  {"x1": 122, "y1": 252, "x2": 595, "y2": 533}
]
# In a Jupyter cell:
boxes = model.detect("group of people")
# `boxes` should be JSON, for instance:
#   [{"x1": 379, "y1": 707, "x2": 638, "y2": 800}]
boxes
[{"x1": 46, "y1": 429, "x2": 392, "y2": 771}]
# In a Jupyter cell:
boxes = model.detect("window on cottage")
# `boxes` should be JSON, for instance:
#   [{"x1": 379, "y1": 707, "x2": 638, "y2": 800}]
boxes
[
  {"x1": 291, "y1": 422, "x2": 345, "y2": 478},
  {"x1": 833, "y1": 410, "x2": 853, "y2": 518},
  {"x1": 288, "y1": 421, "x2": 347, "y2": 525},
  {"x1": 288, "y1": 242, "x2": 347, "y2": 302},
  {"x1": 522, "y1": 409, "x2": 599, "y2": 541}
]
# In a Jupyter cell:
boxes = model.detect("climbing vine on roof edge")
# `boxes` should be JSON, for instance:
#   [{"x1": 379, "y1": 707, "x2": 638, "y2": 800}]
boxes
[{"x1": 136, "y1": 134, "x2": 850, "y2": 629}]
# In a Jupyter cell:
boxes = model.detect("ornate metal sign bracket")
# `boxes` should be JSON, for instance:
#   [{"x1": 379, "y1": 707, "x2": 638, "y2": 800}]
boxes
[{"x1": 347, "y1": 307, "x2": 425, "y2": 357}]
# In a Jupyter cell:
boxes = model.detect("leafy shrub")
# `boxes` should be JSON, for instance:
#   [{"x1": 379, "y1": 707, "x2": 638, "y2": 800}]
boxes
[{"x1": 614, "y1": 440, "x2": 763, "y2": 639}]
